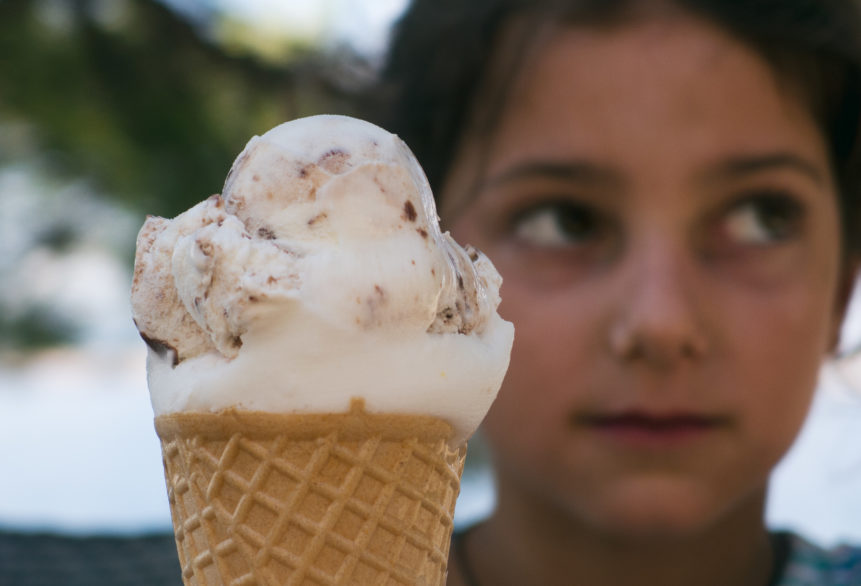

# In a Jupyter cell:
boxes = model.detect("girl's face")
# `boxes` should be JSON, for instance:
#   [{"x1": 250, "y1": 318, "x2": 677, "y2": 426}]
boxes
[{"x1": 445, "y1": 13, "x2": 847, "y2": 537}]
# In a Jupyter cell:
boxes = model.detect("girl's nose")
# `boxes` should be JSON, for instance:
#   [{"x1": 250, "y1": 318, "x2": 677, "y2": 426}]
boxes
[{"x1": 609, "y1": 240, "x2": 710, "y2": 369}]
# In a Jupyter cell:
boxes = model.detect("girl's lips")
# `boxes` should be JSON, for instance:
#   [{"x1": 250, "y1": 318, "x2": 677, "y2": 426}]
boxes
[{"x1": 572, "y1": 412, "x2": 730, "y2": 447}]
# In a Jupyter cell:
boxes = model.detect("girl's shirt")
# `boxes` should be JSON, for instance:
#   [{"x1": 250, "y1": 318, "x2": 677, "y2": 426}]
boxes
[
  {"x1": 449, "y1": 528, "x2": 861, "y2": 585},
  {"x1": 776, "y1": 532, "x2": 861, "y2": 586}
]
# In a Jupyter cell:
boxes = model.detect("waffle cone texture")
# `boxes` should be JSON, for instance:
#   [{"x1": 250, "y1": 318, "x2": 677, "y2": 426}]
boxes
[{"x1": 155, "y1": 399, "x2": 466, "y2": 586}]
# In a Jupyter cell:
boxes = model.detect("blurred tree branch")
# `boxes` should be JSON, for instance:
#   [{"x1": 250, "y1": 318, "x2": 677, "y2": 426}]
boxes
[
  {"x1": 0, "y1": 0, "x2": 371, "y2": 348},
  {"x1": 0, "y1": 0, "x2": 364, "y2": 218}
]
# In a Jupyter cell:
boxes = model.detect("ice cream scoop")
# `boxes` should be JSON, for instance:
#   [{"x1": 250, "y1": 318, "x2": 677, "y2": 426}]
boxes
[{"x1": 131, "y1": 114, "x2": 513, "y2": 446}]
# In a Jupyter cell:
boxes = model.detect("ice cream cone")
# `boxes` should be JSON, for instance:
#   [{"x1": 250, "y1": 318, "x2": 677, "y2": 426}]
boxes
[
  {"x1": 135, "y1": 115, "x2": 512, "y2": 583},
  {"x1": 155, "y1": 399, "x2": 466, "y2": 586}
]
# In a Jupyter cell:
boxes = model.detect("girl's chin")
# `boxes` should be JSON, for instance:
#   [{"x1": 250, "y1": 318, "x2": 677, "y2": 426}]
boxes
[
  {"x1": 571, "y1": 483, "x2": 742, "y2": 541},
  {"x1": 588, "y1": 509, "x2": 714, "y2": 541}
]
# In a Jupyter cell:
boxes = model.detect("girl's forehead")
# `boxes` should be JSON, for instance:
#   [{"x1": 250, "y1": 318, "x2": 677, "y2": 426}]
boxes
[
  {"x1": 531, "y1": 20, "x2": 809, "y2": 137},
  {"x1": 479, "y1": 5, "x2": 823, "y2": 135},
  {"x1": 441, "y1": 11, "x2": 830, "y2": 218}
]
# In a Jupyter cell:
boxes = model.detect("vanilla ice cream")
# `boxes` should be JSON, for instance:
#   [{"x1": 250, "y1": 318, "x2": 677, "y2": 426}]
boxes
[{"x1": 131, "y1": 115, "x2": 512, "y2": 445}]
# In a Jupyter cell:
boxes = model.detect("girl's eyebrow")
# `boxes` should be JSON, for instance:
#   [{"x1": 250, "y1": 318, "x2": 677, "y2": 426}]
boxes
[
  {"x1": 482, "y1": 160, "x2": 625, "y2": 190},
  {"x1": 701, "y1": 152, "x2": 827, "y2": 186},
  {"x1": 477, "y1": 152, "x2": 826, "y2": 196}
]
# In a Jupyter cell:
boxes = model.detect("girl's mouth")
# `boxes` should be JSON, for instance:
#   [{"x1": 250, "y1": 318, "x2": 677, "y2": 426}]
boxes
[{"x1": 573, "y1": 412, "x2": 730, "y2": 447}]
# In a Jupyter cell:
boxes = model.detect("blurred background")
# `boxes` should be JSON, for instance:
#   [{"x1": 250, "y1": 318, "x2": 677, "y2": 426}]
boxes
[{"x1": 1, "y1": 0, "x2": 861, "y2": 571}]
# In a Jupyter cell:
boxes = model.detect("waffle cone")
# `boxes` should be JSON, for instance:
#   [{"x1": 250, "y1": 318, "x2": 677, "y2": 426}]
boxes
[{"x1": 155, "y1": 399, "x2": 466, "y2": 585}]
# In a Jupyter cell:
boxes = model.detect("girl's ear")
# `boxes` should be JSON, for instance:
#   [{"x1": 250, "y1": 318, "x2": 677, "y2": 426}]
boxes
[{"x1": 831, "y1": 257, "x2": 861, "y2": 354}]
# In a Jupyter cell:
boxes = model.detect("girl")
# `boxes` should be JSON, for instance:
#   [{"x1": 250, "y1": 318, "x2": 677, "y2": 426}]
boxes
[{"x1": 370, "y1": 0, "x2": 861, "y2": 584}]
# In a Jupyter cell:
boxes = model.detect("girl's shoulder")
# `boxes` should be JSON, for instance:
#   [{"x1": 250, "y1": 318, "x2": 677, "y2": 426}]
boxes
[{"x1": 776, "y1": 531, "x2": 861, "y2": 586}]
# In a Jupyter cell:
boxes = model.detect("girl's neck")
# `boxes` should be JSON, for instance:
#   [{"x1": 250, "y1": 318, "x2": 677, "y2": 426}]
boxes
[{"x1": 456, "y1": 480, "x2": 774, "y2": 586}]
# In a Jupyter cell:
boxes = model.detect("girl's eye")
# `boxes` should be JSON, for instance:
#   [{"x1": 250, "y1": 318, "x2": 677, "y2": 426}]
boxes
[
  {"x1": 512, "y1": 201, "x2": 601, "y2": 247},
  {"x1": 720, "y1": 193, "x2": 804, "y2": 246}
]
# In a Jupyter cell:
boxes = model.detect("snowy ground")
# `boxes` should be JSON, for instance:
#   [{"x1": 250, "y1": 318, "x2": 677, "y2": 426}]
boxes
[{"x1": 1, "y1": 339, "x2": 860, "y2": 546}]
